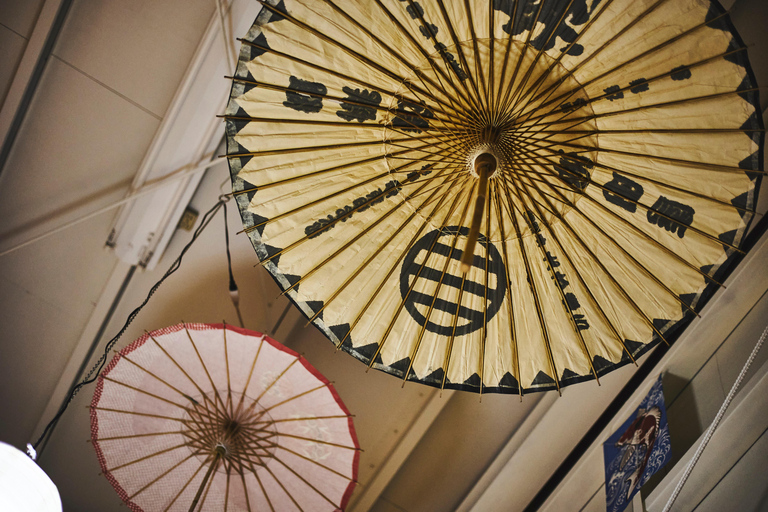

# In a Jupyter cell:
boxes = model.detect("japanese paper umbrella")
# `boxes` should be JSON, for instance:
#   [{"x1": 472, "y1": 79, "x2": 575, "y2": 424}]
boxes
[
  {"x1": 225, "y1": 0, "x2": 763, "y2": 394},
  {"x1": 90, "y1": 323, "x2": 359, "y2": 511}
]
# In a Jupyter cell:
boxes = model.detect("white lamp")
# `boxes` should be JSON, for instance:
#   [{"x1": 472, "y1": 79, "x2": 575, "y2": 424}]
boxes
[{"x1": 0, "y1": 442, "x2": 62, "y2": 512}]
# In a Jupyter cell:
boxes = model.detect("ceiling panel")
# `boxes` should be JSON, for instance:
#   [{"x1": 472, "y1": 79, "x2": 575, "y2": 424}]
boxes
[
  {"x1": 0, "y1": 25, "x2": 27, "y2": 104},
  {"x1": 0, "y1": 0, "x2": 45, "y2": 39},
  {"x1": 53, "y1": 0, "x2": 216, "y2": 117}
]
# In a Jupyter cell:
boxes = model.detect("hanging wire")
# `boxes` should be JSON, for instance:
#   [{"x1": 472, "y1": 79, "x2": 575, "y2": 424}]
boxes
[
  {"x1": 661, "y1": 322, "x2": 768, "y2": 512},
  {"x1": 223, "y1": 199, "x2": 245, "y2": 328},
  {"x1": 30, "y1": 195, "x2": 230, "y2": 456}
]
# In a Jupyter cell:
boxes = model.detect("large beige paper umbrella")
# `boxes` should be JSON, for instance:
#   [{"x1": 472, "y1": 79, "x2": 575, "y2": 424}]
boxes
[
  {"x1": 225, "y1": 0, "x2": 763, "y2": 394},
  {"x1": 90, "y1": 323, "x2": 359, "y2": 511}
]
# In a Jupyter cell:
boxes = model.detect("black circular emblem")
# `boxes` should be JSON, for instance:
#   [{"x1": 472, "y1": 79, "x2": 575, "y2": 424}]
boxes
[{"x1": 400, "y1": 226, "x2": 507, "y2": 336}]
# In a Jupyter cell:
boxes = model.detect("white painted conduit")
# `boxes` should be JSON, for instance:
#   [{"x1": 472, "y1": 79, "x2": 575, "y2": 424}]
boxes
[{"x1": 662, "y1": 322, "x2": 768, "y2": 512}]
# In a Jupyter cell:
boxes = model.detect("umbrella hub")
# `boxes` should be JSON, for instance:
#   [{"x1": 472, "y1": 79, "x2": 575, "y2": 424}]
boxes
[{"x1": 181, "y1": 391, "x2": 278, "y2": 472}]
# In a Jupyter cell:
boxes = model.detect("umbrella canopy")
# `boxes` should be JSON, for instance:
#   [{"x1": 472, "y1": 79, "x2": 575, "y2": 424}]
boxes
[
  {"x1": 225, "y1": 0, "x2": 763, "y2": 394},
  {"x1": 90, "y1": 323, "x2": 359, "y2": 511}
]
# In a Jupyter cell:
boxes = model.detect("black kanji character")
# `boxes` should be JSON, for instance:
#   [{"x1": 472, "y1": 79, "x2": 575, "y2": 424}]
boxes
[
  {"x1": 283, "y1": 76, "x2": 326, "y2": 114},
  {"x1": 604, "y1": 85, "x2": 624, "y2": 101},
  {"x1": 552, "y1": 271, "x2": 569, "y2": 289},
  {"x1": 556, "y1": 150, "x2": 593, "y2": 191},
  {"x1": 392, "y1": 98, "x2": 434, "y2": 132},
  {"x1": 337, "y1": 87, "x2": 381, "y2": 122},
  {"x1": 629, "y1": 78, "x2": 649, "y2": 94},
  {"x1": 647, "y1": 196, "x2": 695, "y2": 238},
  {"x1": 560, "y1": 97, "x2": 587, "y2": 113},
  {"x1": 670, "y1": 65, "x2": 692, "y2": 81},
  {"x1": 564, "y1": 292, "x2": 581, "y2": 311},
  {"x1": 573, "y1": 314, "x2": 589, "y2": 330},
  {"x1": 603, "y1": 172, "x2": 644, "y2": 213}
]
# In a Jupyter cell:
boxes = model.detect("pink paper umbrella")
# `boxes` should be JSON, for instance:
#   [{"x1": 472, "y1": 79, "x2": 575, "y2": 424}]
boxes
[{"x1": 90, "y1": 323, "x2": 359, "y2": 511}]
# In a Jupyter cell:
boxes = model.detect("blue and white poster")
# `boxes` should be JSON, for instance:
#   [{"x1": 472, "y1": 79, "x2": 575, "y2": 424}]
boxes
[{"x1": 604, "y1": 375, "x2": 671, "y2": 512}]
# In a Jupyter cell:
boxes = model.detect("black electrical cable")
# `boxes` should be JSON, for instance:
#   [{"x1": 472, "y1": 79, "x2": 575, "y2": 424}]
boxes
[
  {"x1": 31, "y1": 196, "x2": 229, "y2": 453},
  {"x1": 223, "y1": 200, "x2": 245, "y2": 328}
]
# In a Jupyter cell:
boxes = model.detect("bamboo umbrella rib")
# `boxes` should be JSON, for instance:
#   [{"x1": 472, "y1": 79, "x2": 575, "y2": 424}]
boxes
[
  {"x1": 101, "y1": 376, "x2": 190, "y2": 411},
  {"x1": 235, "y1": 141, "x2": 442, "y2": 198},
  {"x1": 544, "y1": 145, "x2": 756, "y2": 216},
  {"x1": 250, "y1": 156, "x2": 456, "y2": 261},
  {"x1": 488, "y1": 2, "x2": 495, "y2": 106},
  {"x1": 516, "y1": 9, "x2": 734, "y2": 123},
  {"x1": 502, "y1": 0, "x2": 549, "y2": 116},
  {"x1": 332, "y1": 0, "x2": 477, "y2": 122},
  {"x1": 514, "y1": 137, "x2": 748, "y2": 252},
  {"x1": 234, "y1": 335, "x2": 266, "y2": 418},
  {"x1": 317, "y1": 0, "x2": 472, "y2": 122},
  {"x1": 509, "y1": 0, "x2": 672, "y2": 123},
  {"x1": 503, "y1": 0, "x2": 619, "y2": 123},
  {"x1": 460, "y1": 0, "x2": 490, "y2": 111},
  {"x1": 305, "y1": 167, "x2": 460, "y2": 326},
  {"x1": 244, "y1": 161, "x2": 450, "y2": 236},
  {"x1": 227, "y1": 75, "x2": 467, "y2": 131},
  {"x1": 226, "y1": 137, "x2": 423, "y2": 159},
  {"x1": 500, "y1": 158, "x2": 600, "y2": 382},
  {"x1": 491, "y1": 182, "x2": 523, "y2": 397},
  {"x1": 119, "y1": 353, "x2": 215, "y2": 411},
  {"x1": 258, "y1": 460, "x2": 305, "y2": 512},
  {"x1": 507, "y1": 152, "x2": 710, "y2": 317},
  {"x1": 495, "y1": 161, "x2": 637, "y2": 364},
  {"x1": 223, "y1": 326, "x2": 233, "y2": 416},
  {"x1": 490, "y1": 0, "x2": 520, "y2": 127},
  {"x1": 273, "y1": 432, "x2": 359, "y2": 451},
  {"x1": 270, "y1": 454, "x2": 343, "y2": 510},
  {"x1": 163, "y1": 460, "x2": 207, "y2": 512},
  {"x1": 247, "y1": 1, "x2": 470, "y2": 118},
  {"x1": 411, "y1": 174, "x2": 472, "y2": 217},
  {"x1": 504, "y1": 0, "x2": 578, "y2": 117},
  {"x1": 372, "y1": 0, "x2": 479, "y2": 117},
  {"x1": 239, "y1": 471, "x2": 256, "y2": 512},
  {"x1": 236, "y1": 37, "x2": 461, "y2": 120},
  {"x1": 94, "y1": 431, "x2": 186, "y2": 442},
  {"x1": 513, "y1": 45, "x2": 749, "y2": 128},
  {"x1": 245, "y1": 358, "x2": 300, "y2": 413},
  {"x1": 221, "y1": 113, "x2": 384, "y2": 129},
  {"x1": 253, "y1": 382, "x2": 329, "y2": 417},
  {"x1": 91, "y1": 406, "x2": 186, "y2": 423},
  {"x1": 277, "y1": 165, "x2": 457, "y2": 297},
  {"x1": 504, "y1": 156, "x2": 673, "y2": 346},
  {"x1": 519, "y1": 88, "x2": 763, "y2": 133},
  {"x1": 496, "y1": 0, "x2": 547, "y2": 120},
  {"x1": 401, "y1": 0, "x2": 482, "y2": 113},
  {"x1": 439, "y1": 266, "x2": 467, "y2": 390},
  {"x1": 128, "y1": 454, "x2": 196, "y2": 500},
  {"x1": 367, "y1": 186, "x2": 471, "y2": 368},
  {"x1": 402, "y1": 178, "x2": 476, "y2": 383},
  {"x1": 276, "y1": 444, "x2": 355, "y2": 481},
  {"x1": 498, "y1": 176, "x2": 561, "y2": 393},
  {"x1": 107, "y1": 442, "x2": 189, "y2": 473},
  {"x1": 432, "y1": 0, "x2": 489, "y2": 121},
  {"x1": 255, "y1": 414, "x2": 352, "y2": 425},
  {"x1": 183, "y1": 325, "x2": 228, "y2": 422},
  {"x1": 148, "y1": 335, "x2": 220, "y2": 417}
]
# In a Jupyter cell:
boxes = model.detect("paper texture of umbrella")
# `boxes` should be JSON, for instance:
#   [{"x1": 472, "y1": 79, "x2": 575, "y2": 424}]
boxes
[
  {"x1": 225, "y1": 0, "x2": 763, "y2": 394},
  {"x1": 90, "y1": 323, "x2": 359, "y2": 511}
]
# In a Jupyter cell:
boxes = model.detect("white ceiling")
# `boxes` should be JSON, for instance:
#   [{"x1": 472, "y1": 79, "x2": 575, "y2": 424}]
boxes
[{"x1": 1, "y1": 0, "x2": 767, "y2": 511}]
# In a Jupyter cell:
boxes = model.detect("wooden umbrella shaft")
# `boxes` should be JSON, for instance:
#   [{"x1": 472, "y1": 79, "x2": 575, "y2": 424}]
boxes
[
  {"x1": 189, "y1": 447, "x2": 225, "y2": 512},
  {"x1": 461, "y1": 153, "x2": 496, "y2": 273}
]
